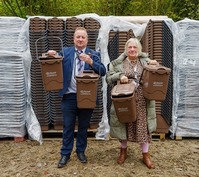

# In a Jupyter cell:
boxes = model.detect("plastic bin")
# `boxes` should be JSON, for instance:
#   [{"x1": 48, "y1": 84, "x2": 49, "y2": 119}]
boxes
[
  {"x1": 75, "y1": 70, "x2": 99, "y2": 109},
  {"x1": 39, "y1": 53, "x2": 63, "y2": 91},
  {"x1": 111, "y1": 81, "x2": 136, "y2": 123},
  {"x1": 141, "y1": 64, "x2": 171, "y2": 101}
]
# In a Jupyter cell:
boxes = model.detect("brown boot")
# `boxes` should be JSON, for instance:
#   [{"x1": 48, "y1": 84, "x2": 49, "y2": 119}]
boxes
[
  {"x1": 117, "y1": 148, "x2": 127, "y2": 164},
  {"x1": 143, "y1": 152, "x2": 155, "y2": 169}
]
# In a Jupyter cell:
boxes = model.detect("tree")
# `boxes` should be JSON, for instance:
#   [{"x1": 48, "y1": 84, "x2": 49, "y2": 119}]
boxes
[
  {"x1": 1, "y1": 0, "x2": 25, "y2": 17},
  {"x1": 1, "y1": 0, "x2": 68, "y2": 18},
  {"x1": 0, "y1": 0, "x2": 199, "y2": 21},
  {"x1": 170, "y1": 0, "x2": 199, "y2": 21}
]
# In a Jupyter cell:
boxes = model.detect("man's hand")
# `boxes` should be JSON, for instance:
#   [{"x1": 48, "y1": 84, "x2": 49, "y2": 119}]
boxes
[
  {"x1": 79, "y1": 53, "x2": 93, "y2": 66},
  {"x1": 48, "y1": 50, "x2": 57, "y2": 56}
]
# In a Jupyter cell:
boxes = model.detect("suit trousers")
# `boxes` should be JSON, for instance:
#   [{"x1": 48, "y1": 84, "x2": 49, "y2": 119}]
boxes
[{"x1": 60, "y1": 93, "x2": 93, "y2": 156}]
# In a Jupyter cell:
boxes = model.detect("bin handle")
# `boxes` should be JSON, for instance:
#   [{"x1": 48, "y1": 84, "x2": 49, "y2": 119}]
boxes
[
  {"x1": 75, "y1": 52, "x2": 102, "y2": 78},
  {"x1": 116, "y1": 78, "x2": 134, "y2": 85},
  {"x1": 156, "y1": 67, "x2": 169, "y2": 75},
  {"x1": 90, "y1": 53, "x2": 103, "y2": 77},
  {"x1": 40, "y1": 60, "x2": 61, "y2": 65},
  {"x1": 81, "y1": 70, "x2": 96, "y2": 78},
  {"x1": 35, "y1": 36, "x2": 64, "y2": 60}
]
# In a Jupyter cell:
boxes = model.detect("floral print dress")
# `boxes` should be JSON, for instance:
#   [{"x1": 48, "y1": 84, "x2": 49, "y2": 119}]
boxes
[{"x1": 123, "y1": 58, "x2": 151, "y2": 143}]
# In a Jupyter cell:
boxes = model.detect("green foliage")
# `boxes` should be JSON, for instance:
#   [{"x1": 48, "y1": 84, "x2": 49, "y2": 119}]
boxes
[
  {"x1": 0, "y1": 0, "x2": 198, "y2": 21},
  {"x1": 170, "y1": 0, "x2": 199, "y2": 21}
]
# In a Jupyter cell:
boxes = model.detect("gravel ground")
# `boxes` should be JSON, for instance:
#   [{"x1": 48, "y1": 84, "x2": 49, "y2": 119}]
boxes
[{"x1": 0, "y1": 137, "x2": 198, "y2": 177}]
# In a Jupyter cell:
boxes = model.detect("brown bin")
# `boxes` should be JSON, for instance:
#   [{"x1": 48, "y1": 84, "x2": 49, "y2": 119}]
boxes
[
  {"x1": 75, "y1": 70, "x2": 99, "y2": 109},
  {"x1": 141, "y1": 64, "x2": 171, "y2": 101},
  {"x1": 39, "y1": 53, "x2": 63, "y2": 91},
  {"x1": 111, "y1": 81, "x2": 136, "y2": 123}
]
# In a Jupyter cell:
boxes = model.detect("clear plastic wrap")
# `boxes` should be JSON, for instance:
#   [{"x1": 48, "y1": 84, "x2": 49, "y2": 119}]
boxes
[
  {"x1": 169, "y1": 18, "x2": 199, "y2": 138},
  {"x1": 75, "y1": 14, "x2": 149, "y2": 140},
  {"x1": 0, "y1": 17, "x2": 42, "y2": 144},
  {"x1": 1, "y1": 14, "x2": 198, "y2": 143},
  {"x1": 74, "y1": 14, "x2": 139, "y2": 139}
]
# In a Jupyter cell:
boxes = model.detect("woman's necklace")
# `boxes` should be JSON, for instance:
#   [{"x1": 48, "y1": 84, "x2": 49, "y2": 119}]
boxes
[
  {"x1": 127, "y1": 58, "x2": 137, "y2": 66},
  {"x1": 131, "y1": 60, "x2": 137, "y2": 64},
  {"x1": 126, "y1": 57, "x2": 139, "y2": 80}
]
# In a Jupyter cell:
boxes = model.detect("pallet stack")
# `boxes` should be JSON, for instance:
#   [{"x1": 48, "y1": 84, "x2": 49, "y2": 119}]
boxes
[
  {"x1": 106, "y1": 20, "x2": 173, "y2": 135},
  {"x1": 107, "y1": 29, "x2": 135, "y2": 121},
  {"x1": 171, "y1": 19, "x2": 199, "y2": 138},
  {"x1": 29, "y1": 17, "x2": 103, "y2": 131},
  {"x1": 29, "y1": 17, "x2": 173, "y2": 136},
  {"x1": 29, "y1": 17, "x2": 50, "y2": 131},
  {"x1": 0, "y1": 17, "x2": 27, "y2": 140},
  {"x1": 141, "y1": 20, "x2": 173, "y2": 134}
]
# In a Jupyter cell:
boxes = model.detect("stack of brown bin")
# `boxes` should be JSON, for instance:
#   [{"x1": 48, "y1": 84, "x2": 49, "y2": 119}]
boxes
[
  {"x1": 50, "y1": 17, "x2": 83, "y2": 130},
  {"x1": 107, "y1": 29, "x2": 135, "y2": 121},
  {"x1": 84, "y1": 17, "x2": 101, "y2": 50},
  {"x1": 29, "y1": 17, "x2": 106, "y2": 131},
  {"x1": 29, "y1": 17, "x2": 51, "y2": 131},
  {"x1": 47, "y1": 17, "x2": 65, "y2": 130},
  {"x1": 29, "y1": 17, "x2": 173, "y2": 134},
  {"x1": 48, "y1": 17, "x2": 66, "y2": 49},
  {"x1": 107, "y1": 21, "x2": 173, "y2": 134},
  {"x1": 66, "y1": 17, "x2": 83, "y2": 47},
  {"x1": 141, "y1": 20, "x2": 173, "y2": 133},
  {"x1": 83, "y1": 17, "x2": 102, "y2": 129},
  {"x1": 38, "y1": 53, "x2": 64, "y2": 130}
]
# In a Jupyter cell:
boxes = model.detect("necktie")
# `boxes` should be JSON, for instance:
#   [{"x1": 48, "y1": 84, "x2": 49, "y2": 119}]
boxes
[{"x1": 76, "y1": 50, "x2": 83, "y2": 74}]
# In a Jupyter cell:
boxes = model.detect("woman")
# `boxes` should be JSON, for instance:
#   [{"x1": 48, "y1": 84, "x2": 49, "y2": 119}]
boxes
[{"x1": 106, "y1": 38, "x2": 158, "y2": 169}]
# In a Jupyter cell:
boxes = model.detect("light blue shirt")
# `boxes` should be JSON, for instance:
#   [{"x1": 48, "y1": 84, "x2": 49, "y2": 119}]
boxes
[{"x1": 65, "y1": 48, "x2": 86, "y2": 94}]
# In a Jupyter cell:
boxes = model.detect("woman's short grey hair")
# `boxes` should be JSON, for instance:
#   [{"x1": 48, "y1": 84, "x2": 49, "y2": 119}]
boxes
[{"x1": 124, "y1": 38, "x2": 142, "y2": 56}]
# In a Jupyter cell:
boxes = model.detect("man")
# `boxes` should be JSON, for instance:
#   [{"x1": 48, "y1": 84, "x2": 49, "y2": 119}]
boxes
[{"x1": 48, "y1": 27, "x2": 106, "y2": 168}]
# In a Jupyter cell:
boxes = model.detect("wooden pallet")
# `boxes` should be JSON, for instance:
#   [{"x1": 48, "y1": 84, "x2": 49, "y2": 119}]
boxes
[
  {"x1": 41, "y1": 123, "x2": 99, "y2": 131},
  {"x1": 151, "y1": 133, "x2": 166, "y2": 141},
  {"x1": 14, "y1": 137, "x2": 26, "y2": 142},
  {"x1": 173, "y1": 136, "x2": 199, "y2": 140},
  {"x1": 42, "y1": 128, "x2": 98, "y2": 139},
  {"x1": 41, "y1": 125, "x2": 49, "y2": 131},
  {"x1": 108, "y1": 133, "x2": 166, "y2": 141},
  {"x1": 174, "y1": 136, "x2": 183, "y2": 140},
  {"x1": 0, "y1": 136, "x2": 26, "y2": 142}
]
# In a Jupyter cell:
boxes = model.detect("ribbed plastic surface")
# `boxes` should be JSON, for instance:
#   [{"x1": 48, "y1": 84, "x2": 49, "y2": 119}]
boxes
[{"x1": 29, "y1": 17, "x2": 103, "y2": 130}]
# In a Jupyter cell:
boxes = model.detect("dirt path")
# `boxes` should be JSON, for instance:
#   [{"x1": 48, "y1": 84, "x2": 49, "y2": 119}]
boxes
[{"x1": 0, "y1": 137, "x2": 198, "y2": 177}]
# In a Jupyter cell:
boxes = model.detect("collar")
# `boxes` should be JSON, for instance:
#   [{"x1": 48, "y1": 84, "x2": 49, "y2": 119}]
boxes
[{"x1": 75, "y1": 48, "x2": 86, "y2": 53}]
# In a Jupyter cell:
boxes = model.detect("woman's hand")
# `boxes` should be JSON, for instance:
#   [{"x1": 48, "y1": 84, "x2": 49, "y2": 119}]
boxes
[
  {"x1": 120, "y1": 75, "x2": 128, "y2": 84},
  {"x1": 149, "y1": 60, "x2": 159, "y2": 65}
]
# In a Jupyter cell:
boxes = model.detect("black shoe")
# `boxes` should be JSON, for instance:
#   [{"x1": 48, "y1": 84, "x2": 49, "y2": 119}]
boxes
[
  {"x1": 57, "y1": 155, "x2": 70, "y2": 168},
  {"x1": 76, "y1": 152, "x2": 87, "y2": 163}
]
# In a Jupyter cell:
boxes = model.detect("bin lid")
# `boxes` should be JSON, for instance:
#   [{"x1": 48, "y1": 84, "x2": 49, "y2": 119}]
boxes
[
  {"x1": 111, "y1": 82, "x2": 135, "y2": 97},
  {"x1": 144, "y1": 64, "x2": 171, "y2": 74},
  {"x1": 76, "y1": 70, "x2": 99, "y2": 79},
  {"x1": 39, "y1": 53, "x2": 63, "y2": 60}
]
